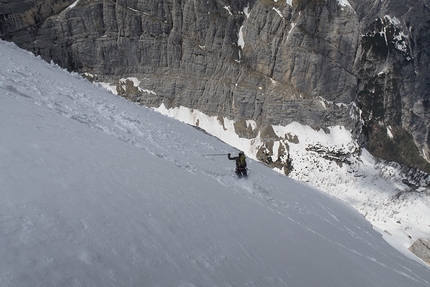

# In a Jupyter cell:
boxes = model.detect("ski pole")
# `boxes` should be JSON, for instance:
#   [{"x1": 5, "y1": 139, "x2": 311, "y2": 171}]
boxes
[{"x1": 202, "y1": 153, "x2": 228, "y2": 156}]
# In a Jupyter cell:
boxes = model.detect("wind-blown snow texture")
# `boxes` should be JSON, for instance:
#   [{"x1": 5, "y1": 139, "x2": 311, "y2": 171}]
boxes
[{"x1": 1, "y1": 40, "x2": 430, "y2": 286}]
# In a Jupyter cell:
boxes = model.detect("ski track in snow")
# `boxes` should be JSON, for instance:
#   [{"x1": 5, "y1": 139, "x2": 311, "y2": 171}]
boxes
[{"x1": 0, "y1": 47, "x2": 290, "y2": 215}]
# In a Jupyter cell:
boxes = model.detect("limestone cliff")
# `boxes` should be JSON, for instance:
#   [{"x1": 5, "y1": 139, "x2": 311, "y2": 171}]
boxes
[{"x1": 1, "y1": 0, "x2": 429, "y2": 172}]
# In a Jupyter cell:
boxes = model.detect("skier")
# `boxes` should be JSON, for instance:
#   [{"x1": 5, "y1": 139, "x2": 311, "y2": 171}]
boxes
[{"x1": 228, "y1": 151, "x2": 248, "y2": 179}]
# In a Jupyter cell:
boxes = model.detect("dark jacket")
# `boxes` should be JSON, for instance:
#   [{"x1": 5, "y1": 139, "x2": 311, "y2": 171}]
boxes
[{"x1": 228, "y1": 153, "x2": 247, "y2": 169}]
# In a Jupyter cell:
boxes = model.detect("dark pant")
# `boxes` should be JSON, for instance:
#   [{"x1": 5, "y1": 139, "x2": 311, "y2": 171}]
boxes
[{"x1": 235, "y1": 168, "x2": 248, "y2": 179}]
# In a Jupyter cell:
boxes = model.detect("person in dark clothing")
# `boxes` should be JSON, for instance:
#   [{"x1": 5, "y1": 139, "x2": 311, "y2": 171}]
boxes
[{"x1": 228, "y1": 151, "x2": 248, "y2": 179}]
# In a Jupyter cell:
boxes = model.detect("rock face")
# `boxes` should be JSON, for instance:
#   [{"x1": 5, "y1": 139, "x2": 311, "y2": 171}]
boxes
[
  {"x1": 1, "y1": 0, "x2": 429, "y2": 172},
  {"x1": 0, "y1": 0, "x2": 75, "y2": 35},
  {"x1": 410, "y1": 238, "x2": 430, "y2": 264}
]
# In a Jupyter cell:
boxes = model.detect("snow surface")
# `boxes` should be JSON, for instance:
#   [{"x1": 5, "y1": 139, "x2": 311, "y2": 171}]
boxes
[
  {"x1": 67, "y1": 0, "x2": 81, "y2": 10},
  {"x1": 337, "y1": 0, "x2": 352, "y2": 8},
  {"x1": 223, "y1": 6, "x2": 233, "y2": 16},
  {"x1": 238, "y1": 26, "x2": 245, "y2": 50},
  {"x1": 273, "y1": 7, "x2": 285, "y2": 19},
  {"x1": 154, "y1": 104, "x2": 430, "y2": 259},
  {"x1": 1, "y1": 40, "x2": 430, "y2": 286}
]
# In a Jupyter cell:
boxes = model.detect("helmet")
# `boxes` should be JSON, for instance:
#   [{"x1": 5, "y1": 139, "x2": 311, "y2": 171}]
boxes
[{"x1": 239, "y1": 151, "x2": 244, "y2": 155}]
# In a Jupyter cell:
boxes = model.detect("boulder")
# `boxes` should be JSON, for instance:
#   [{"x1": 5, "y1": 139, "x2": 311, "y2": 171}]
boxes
[{"x1": 409, "y1": 238, "x2": 430, "y2": 265}]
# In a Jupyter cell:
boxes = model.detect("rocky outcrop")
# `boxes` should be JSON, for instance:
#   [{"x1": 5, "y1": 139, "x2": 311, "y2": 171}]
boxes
[
  {"x1": 409, "y1": 238, "x2": 430, "y2": 264},
  {"x1": 1, "y1": 0, "x2": 429, "y2": 173},
  {"x1": 354, "y1": 2, "x2": 430, "y2": 173}
]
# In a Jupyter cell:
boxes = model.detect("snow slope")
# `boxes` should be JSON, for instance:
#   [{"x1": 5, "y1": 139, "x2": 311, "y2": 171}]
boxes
[
  {"x1": 1, "y1": 40, "x2": 430, "y2": 286},
  {"x1": 153, "y1": 103, "x2": 430, "y2": 258}
]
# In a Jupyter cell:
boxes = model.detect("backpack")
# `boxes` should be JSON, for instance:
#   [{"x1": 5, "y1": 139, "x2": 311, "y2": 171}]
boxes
[{"x1": 238, "y1": 154, "x2": 247, "y2": 168}]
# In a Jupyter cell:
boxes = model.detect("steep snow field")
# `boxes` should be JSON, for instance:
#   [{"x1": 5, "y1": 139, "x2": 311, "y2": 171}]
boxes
[
  {"x1": 152, "y1": 91, "x2": 430, "y2": 258},
  {"x1": 1, "y1": 40, "x2": 430, "y2": 286}
]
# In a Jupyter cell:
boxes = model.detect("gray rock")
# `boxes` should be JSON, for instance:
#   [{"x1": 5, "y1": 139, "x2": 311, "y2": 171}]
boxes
[
  {"x1": 409, "y1": 238, "x2": 430, "y2": 265},
  {"x1": 1, "y1": 0, "x2": 429, "y2": 172},
  {"x1": 0, "y1": 0, "x2": 75, "y2": 36}
]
